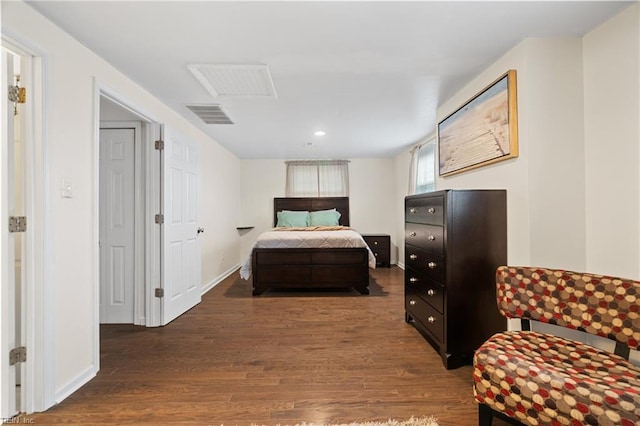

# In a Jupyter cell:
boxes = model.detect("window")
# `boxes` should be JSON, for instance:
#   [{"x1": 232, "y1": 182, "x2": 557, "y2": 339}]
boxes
[
  {"x1": 409, "y1": 136, "x2": 436, "y2": 194},
  {"x1": 415, "y1": 142, "x2": 435, "y2": 193},
  {"x1": 285, "y1": 160, "x2": 349, "y2": 197}
]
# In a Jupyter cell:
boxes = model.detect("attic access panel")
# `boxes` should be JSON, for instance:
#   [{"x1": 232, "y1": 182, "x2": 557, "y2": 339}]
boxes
[{"x1": 187, "y1": 64, "x2": 278, "y2": 98}]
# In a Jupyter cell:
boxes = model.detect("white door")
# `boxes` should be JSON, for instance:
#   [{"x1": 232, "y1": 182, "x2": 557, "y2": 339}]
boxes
[
  {"x1": 161, "y1": 129, "x2": 201, "y2": 325},
  {"x1": 1, "y1": 49, "x2": 18, "y2": 419},
  {"x1": 99, "y1": 128, "x2": 135, "y2": 323}
]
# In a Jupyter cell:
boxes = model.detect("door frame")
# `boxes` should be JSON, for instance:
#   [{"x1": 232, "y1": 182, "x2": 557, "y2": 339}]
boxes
[
  {"x1": 98, "y1": 122, "x2": 143, "y2": 325},
  {"x1": 1, "y1": 35, "x2": 52, "y2": 414},
  {"x1": 93, "y1": 82, "x2": 164, "y2": 349}
]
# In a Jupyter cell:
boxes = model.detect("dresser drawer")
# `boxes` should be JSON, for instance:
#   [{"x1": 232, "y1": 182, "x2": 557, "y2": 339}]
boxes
[
  {"x1": 405, "y1": 275, "x2": 444, "y2": 314},
  {"x1": 362, "y1": 234, "x2": 391, "y2": 267},
  {"x1": 405, "y1": 245, "x2": 444, "y2": 282},
  {"x1": 405, "y1": 223, "x2": 444, "y2": 254},
  {"x1": 406, "y1": 287, "x2": 444, "y2": 343},
  {"x1": 406, "y1": 196, "x2": 444, "y2": 225},
  {"x1": 362, "y1": 234, "x2": 389, "y2": 248}
]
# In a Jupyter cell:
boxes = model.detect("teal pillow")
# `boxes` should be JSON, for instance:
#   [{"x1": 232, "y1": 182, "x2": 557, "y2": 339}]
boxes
[
  {"x1": 276, "y1": 210, "x2": 309, "y2": 227},
  {"x1": 309, "y1": 209, "x2": 341, "y2": 226}
]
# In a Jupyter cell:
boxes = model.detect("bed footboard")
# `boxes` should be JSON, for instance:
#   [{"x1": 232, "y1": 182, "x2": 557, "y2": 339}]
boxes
[{"x1": 252, "y1": 247, "x2": 370, "y2": 295}]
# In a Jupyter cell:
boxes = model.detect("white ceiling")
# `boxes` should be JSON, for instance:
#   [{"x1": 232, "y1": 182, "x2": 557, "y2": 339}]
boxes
[{"x1": 27, "y1": 1, "x2": 632, "y2": 160}]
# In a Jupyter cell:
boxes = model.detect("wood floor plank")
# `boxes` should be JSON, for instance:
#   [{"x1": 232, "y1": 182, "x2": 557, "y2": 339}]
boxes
[{"x1": 26, "y1": 266, "x2": 510, "y2": 425}]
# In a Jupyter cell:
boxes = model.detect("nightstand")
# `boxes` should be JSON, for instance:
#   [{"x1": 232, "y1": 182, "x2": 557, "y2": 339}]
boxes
[{"x1": 362, "y1": 234, "x2": 391, "y2": 267}]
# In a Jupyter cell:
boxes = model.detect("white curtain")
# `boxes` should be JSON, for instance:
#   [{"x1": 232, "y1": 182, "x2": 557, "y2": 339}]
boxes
[
  {"x1": 416, "y1": 141, "x2": 436, "y2": 194},
  {"x1": 408, "y1": 145, "x2": 420, "y2": 194},
  {"x1": 408, "y1": 134, "x2": 436, "y2": 195},
  {"x1": 286, "y1": 162, "x2": 318, "y2": 197},
  {"x1": 286, "y1": 160, "x2": 349, "y2": 197}
]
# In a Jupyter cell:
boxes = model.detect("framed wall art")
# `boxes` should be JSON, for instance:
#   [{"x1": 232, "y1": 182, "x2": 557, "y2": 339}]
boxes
[{"x1": 438, "y1": 69, "x2": 518, "y2": 177}]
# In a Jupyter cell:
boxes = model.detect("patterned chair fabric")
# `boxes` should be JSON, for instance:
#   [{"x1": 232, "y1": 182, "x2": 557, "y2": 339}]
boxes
[{"x1": 473, "y1": 266, "x2": 640, "y2": 426}]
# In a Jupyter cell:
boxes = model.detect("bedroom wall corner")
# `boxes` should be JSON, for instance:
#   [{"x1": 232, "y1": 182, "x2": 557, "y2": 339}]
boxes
[
  {"x1": 348, "y1": 158, "x2": 397, "y2": 255},
  {"x1": 583, "y1": 2, "x2": 640, "y2": 279},
  {"x1": 239, "y1": 160, "x2": 286, "y2": 260},
  {"x1": 393, "y1": 149, "x2": 413, "y2": 268},
  {"x1": 199, "y1": 137, "x2": 243, "y2": 291}
]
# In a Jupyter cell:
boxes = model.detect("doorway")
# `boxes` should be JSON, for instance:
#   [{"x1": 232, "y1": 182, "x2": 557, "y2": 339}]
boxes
[
  {"x1": 99, "y1": 97, "x2": 146, "y2": 324},
  {"x1": 1, "y1": 36, "x2": 50, "y2": 418},
  {"x1": 2, "y1": 46, "x2": 24, "y2": 419},
  {"x1": 98, "y1": 95, "x2": 155, "y2": 326}
]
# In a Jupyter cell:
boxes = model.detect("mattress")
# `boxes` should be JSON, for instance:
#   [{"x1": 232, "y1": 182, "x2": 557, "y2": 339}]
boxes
[{"x1": 240, "y1": 227, "x2": 377, "y2": 280}]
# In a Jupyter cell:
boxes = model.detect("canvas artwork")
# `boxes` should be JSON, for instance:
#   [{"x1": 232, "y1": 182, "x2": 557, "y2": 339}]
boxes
[{"x1": 438, "y1": 70, "x2": 518, "y2": 176}]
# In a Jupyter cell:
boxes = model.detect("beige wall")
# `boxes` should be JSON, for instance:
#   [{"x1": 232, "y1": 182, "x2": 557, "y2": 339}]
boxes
[
  {"x1": 584, "y1": 3, "x2": 640, "y2": 278},
  {"x1": 405, "y1": 3, "x2": 639, "y2": 278},
  {"x1": 3, "y1": 0, "x2": 638, "y2": 413},
  {"x1": 393, "y1": 149, "x2": 413, "y2": 268},
  {"x1": 240, "y1": 158, "x2": 400, "y2": 263},
  {"x1": 434, "y1": 38, "x2": 587, "y2": 270},
  {"x1": 2, "y1": 0, "x2": 242, "y2": 406},
  {"x1": 199, "y1": 129, "x2": 242, "y2": 290}
]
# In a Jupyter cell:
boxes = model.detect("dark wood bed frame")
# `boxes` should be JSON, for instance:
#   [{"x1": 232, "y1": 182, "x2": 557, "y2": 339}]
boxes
[{"x1": 251, "y1": 197, "x2": 370, "y2": 296}]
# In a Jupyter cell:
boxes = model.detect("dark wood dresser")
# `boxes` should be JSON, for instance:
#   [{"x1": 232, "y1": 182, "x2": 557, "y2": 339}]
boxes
[
  {"x1": 362, "y1": 234, "x2": 391, "y2": 267},
  {"x1": 404, "y1": 189, "x2": 507, "y2": 369}
]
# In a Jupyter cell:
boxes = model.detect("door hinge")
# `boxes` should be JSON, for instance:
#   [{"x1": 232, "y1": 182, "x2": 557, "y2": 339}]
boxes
[
  {"x1": 155, "y1": 214, "x2": 164, "y2": 224},
  {"x1": 9, "y1": 347, "x2": 27, "y2": 366},
  {"x1": 8, "y1": 78, "x2": 26, "y2": 116},
  {"x1": 155, "y1": 288, "x2": 164, "y2": 298},
  {"x1": 9, "y1": 216, "x2": 27, "y2": 233},
  {"x1": 154, "y1": 140, "x2": 164, "y2": 150},
  {"x1": 8, "y1": 85, "x2": 26, "y2": 104}
]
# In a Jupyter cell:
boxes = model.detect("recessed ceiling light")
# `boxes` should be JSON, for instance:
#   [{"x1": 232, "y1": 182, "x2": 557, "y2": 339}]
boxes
[{"x1": 314, "y1": 130, "x2": 326, "y2": 136}]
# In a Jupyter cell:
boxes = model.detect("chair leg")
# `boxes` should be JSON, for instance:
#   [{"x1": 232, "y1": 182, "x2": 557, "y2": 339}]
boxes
[{"x1": 478, "y1": 403, "x2": 493, "y2": 426}]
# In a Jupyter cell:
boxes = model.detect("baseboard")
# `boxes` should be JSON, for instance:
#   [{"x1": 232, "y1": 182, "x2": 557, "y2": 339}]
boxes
[
  {"x1": 202, "y1": 264, "x2": 240, "y2": 294},
  {"x1": 396, "y1": 262, "x2": 405, "y2": 270},
  {"x1": 55, "y1": 364, "x2": 97, "y2": 405}
]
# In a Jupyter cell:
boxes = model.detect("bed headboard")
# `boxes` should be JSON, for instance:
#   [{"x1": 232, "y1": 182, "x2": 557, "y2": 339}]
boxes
[{"x1": 273, "y1": 197, "x2": 350, "y2": 227}]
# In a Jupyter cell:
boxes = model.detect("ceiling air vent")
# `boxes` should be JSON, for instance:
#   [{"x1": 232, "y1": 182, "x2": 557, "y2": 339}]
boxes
[
  {"x1": 187, "y1": 64, "x2": 277, "y2": 99},
  {"x1": 186, "y1": 104, "x2": 234, "y2": 125}
]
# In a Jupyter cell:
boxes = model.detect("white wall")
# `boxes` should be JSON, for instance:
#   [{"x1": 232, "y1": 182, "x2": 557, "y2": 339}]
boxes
[
  {"x1": 240, "y1": 158, "x2": 399, "y2": 263},
  {"x1": 584, "y1": 3, "x2": 640, "y2": 278},
  {"x1": 2, "y1": 1, "x2": 242, "y2": 406}
]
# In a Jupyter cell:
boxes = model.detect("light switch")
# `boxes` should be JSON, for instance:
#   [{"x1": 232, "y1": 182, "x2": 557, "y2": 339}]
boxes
[{"x1": 60, "y1": 179, "x2": 72, "y2": 198}]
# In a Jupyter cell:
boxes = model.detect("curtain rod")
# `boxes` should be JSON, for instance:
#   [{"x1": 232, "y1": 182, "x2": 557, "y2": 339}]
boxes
[{"x1": 285, "y1": 160, "x2": 351, "y2": 164}]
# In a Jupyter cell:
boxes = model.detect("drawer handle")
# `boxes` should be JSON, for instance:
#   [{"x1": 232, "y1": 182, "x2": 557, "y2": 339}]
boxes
[
  {"x1": 373, "y1": 241, "x2": 378, "y2": 245},
  {"x1": 428, "y1": 235, "x2": 436, "y2": 241},
  {"x1": 409, "y1": 300, "x2": 417, "y2": 306},
  {"x1": 409, "y1": 277, "x2": 418, "y2": 283},
  {"x1": 409, "y1": 254, "x2": 417, "y2": 260},
  {"x1": 409, "y1": 208, "x2": 417, "y2": 214},
  {"x1": 428, "y1": 261, "x2": 437, "y2": 269},
  {"x1": 409, "y1": 232, "x2": 417, "y2": 237},
  {"x1": 427, "y1": 207, "x2": 436, "y2": 214},
  {"x1": 428, "y1": 316, "x2": 436, "y2": 323},
  {"x1": 427, "y1": 289, "x2": 435, "y2": 296}
]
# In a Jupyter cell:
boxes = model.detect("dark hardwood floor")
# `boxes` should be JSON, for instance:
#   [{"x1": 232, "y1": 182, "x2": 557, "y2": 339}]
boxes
[{"x1": 29, "y1": 266, "x2": 510, "y2": 425}]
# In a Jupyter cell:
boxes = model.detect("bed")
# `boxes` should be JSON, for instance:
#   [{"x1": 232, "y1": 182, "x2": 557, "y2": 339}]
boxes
[{"x1": 241, "y1": 197, "x2": 375, "y2": 296}]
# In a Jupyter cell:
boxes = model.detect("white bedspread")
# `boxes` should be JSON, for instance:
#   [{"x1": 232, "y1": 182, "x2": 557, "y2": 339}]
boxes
[{"x1": 240, "y1": 227, "x2": 376, "y2": 280}]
